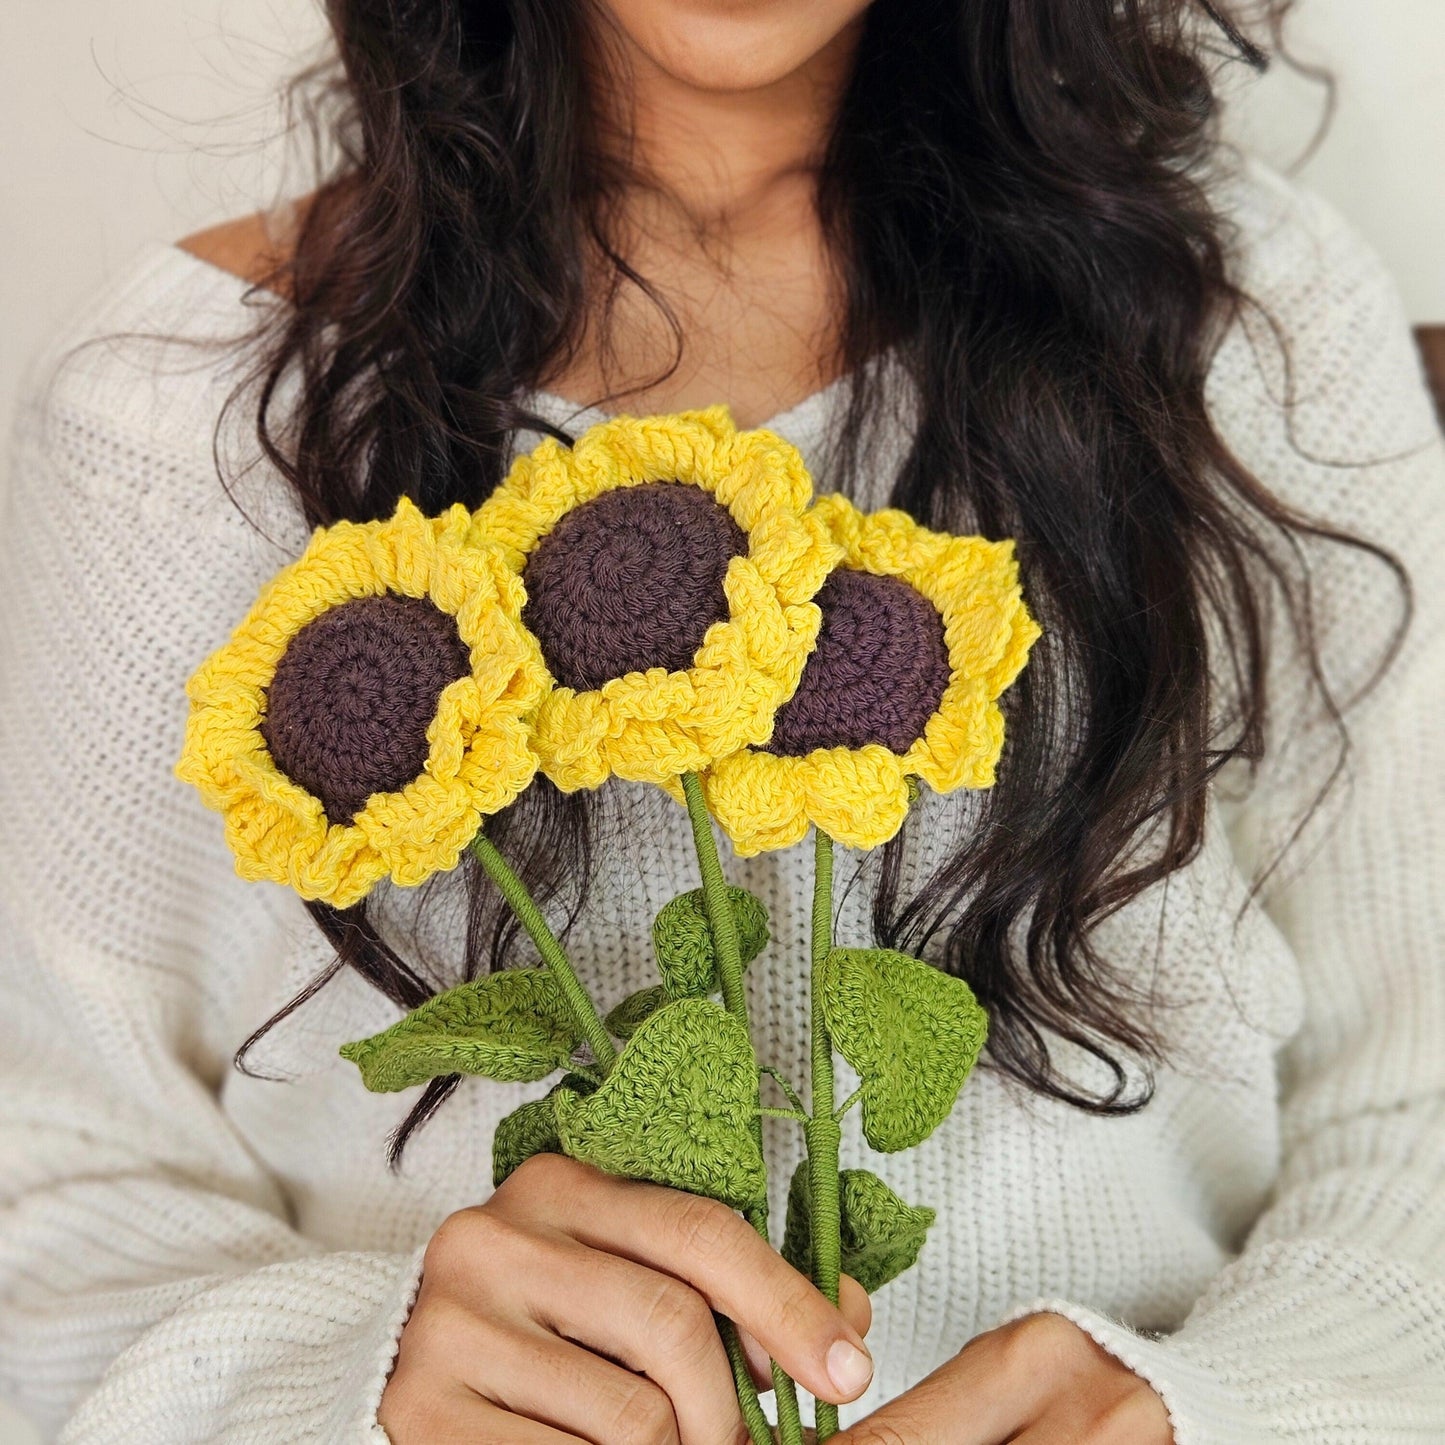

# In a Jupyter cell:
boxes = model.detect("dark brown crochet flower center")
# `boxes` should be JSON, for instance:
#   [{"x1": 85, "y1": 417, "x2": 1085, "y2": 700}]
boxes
[
  {"x1": 261, "y1": 593, "x2": 472, "y2": 825},
  {"x1": 765, "y1": 569, "x2": 951, "y2": 757},
  {"x1": 522, "y1": 482, "x2": 747, "y2": 691}
]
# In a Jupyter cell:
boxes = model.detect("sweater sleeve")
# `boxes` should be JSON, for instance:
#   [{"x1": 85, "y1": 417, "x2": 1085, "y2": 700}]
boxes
[
  {"x1": 0, "y1": 316, "x2": 424, "y2": 1442},
  {"x1": 999, "y1": 170, "x2": 1445, "y2": 1442}
]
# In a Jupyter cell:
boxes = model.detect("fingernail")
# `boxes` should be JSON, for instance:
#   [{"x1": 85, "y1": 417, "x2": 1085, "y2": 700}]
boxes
[{"x1": 827, "y1": 1338, "x2": 873, "y2": 1397}]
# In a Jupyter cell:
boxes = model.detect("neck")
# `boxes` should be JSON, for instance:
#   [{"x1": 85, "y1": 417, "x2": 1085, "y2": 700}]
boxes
[{"x1": 584, "y1": 19, "x2": 862, "y2": 240}]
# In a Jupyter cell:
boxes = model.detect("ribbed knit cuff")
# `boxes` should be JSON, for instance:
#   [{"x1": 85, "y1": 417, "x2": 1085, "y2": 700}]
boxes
[
  {"x1": 329, "y1": 1245, "x2": 427, "y2": 1442},
  {"x1": 995, "y1": 1299, "x2": 1270, "y2": 1445}
]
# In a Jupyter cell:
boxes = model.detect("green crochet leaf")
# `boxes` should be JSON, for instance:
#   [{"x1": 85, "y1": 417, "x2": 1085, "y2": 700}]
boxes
[
  {"x1": 492, "y1": 1074, "x2": 596, "y2": 1187},
  {"x1": 553, "y1": 998, "x2": 768, "y2": 1211},
  {"x1": 492, "y1": 1097, "x2": 560, "y2": 1186},
  {"x1": 339, "y1": 970, "x2": 580, "y2": 1092},
  {"x1": 782, "y1": 1164, "x2": 936, "y2": 1294},
  {"x1": 652, "y1": 886, "x2": 769, "y2": 998},
  {"x1": 819, "y1": 947, "x2": 988, "y2": 1152},
  {"x1": 781, "y1": 1163, "x2": 812, "y2": 1278},
  {"x1": 605, "y1": 984, "x2": 670, "y2": 1040}
]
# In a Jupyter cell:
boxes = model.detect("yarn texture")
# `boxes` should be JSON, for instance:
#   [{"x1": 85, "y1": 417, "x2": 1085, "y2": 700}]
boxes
[
  {"x1": 470, "y1": 407, "x2": 841, "y2": 790},
  {"x1": 765, "y1": 568, "x2": 952, "y2": 757},
  {"x1": 338, "y1": 970, "x2": 580, "y2": 1091},
  {"x1": 490, "y1": 1094, "x2": 565, "y2": 1185},
  {"x1": 695, "y1": 494, "x2": 1041, "y2": 855},
  {"x1": 262, "y1": 593, "x2": 472, "y2": 824},
  {"x1": 652, "y1": 884, "x2": 771, "y2": 997},
  {"x1": 5, "y1": 161, "x2": 1445, "y2": 1443},
  {"x1": 522, "y1": 481, "x2": 747, "y2": 689},
  {"x1": 818, "y1": 947, "x2": 988, "y2": 1154},
  {"x1": 783, "y1": 1166, "x2": 936, "y2": 1295},
  {"x1": 552, "y1": 999, "x2": 769, "y2": 1212},
  {"x1": 175, "y1": 495, "x2": 548, "y2": 908}
]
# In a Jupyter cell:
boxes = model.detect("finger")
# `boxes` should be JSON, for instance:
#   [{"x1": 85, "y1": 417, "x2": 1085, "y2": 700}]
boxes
[
  {"x1": 735, "y1": 1325, "x2": 774, "y2": 1392},
  {"x1": 472, "y1": 1320, "x2": 688, "y2": 1445},
  {"x1": 839, "y1": 1274, "x2": 873, "y2": 1339},
  {"x1": 524, "y1": 1161, "x2": 873, "y2": 1404},
  {"x1": 736, "y1": 1275, "x2": 871, "y2": 1391},
  {"x1": 831, "y1": 1344, "x2": 1023, "y2": 1445},
  {"x1": 528, "y1": 1238, "x2": 747, "y2": 1445},
  {"x1": 1006, "y1": 1384, "x2": 1174, "y2": 1445},
  {"x1": 469, "y1": 1397, "x2": 594, "y2": 1445},
  {"x1": 384, "y1": 1382, "x2": 591, "y2": 1445}
]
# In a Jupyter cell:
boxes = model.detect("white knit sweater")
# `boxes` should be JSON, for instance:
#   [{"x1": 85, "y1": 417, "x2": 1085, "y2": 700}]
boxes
[{"x1": 2, "y1": 157, "x2": 1443, "y2": 1445}]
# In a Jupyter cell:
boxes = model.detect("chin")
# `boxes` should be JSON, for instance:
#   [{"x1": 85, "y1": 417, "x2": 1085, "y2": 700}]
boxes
[{"x1": 593, "y1": 0, "x2": 874, "y2": 92}]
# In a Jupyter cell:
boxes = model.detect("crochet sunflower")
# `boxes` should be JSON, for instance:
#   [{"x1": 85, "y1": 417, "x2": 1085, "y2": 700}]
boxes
[
  {"x1": 469, "y1": 405, "x2": 841, "y2": 791},
  {"x1": 176, "y1": 496, "x2": 548, "y2": 909},
  {"x1": 693, "y1": 493, "x2": 1042, "y2": 855}
]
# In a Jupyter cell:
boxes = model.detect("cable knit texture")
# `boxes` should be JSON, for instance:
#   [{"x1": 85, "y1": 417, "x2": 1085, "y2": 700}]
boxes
[{"x1": 1, "y1": 157, "x2": 1443, "y2": 1443}]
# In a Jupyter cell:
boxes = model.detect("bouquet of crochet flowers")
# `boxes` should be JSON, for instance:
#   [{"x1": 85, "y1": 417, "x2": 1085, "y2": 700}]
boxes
[{"x1": 177, "y1": 406, "x2": 1040, "y2": 1444}]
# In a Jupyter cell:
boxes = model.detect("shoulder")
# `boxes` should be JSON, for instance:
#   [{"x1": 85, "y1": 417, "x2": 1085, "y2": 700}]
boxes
[
  {"x1": 1212, "y1": 156, "x2": 1398, "y2": 306},
  {"x1": 21, "y1": 192, "x2": 313, "y2": 429},
  {"x1": 10, "y1": 204, "x2": 310, "y2": 515},
  {"x1": 17, "y1": 189, "x2": 324, "y2": 488},
  {"x1": 6, "y1": 211, "x2": 313, "y2": 598},
  {"x1": 0, "y1": 226, "x2": 315, "y2": 990},
  {"x1": 176, "y1": 198, "x2": 304, "y2": 297}
]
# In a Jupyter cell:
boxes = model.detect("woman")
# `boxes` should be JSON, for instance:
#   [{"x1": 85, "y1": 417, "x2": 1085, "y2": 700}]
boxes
[{"x1": 2, "y1": 0, "x2": 1442, "y2": 1441}]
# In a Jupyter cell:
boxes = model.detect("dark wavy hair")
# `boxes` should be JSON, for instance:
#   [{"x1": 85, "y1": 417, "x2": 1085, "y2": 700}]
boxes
[{"x1": 229, "y1": 0, "x2": 1404, "y2": 1161}]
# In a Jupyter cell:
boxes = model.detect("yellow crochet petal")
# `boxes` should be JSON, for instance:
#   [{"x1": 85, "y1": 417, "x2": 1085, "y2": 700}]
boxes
[
  {"x1": 718, "y1": 426, "x2": 812, "y2": 522},
  {"x1": 762, "y1": 510, "x2": 845, "y2": 607},
  {"x1": 607, "y1": 720, "x2": 713, "y2": 783},
  {"x1": 698, "y1": 745, "x2": 911, "y2": 858},
  {"x1": 800, "y1": 747, "x2": 913, "y2": 851},
  {"x1": 176, "y1": 495, "x2": 546, "y2": 907},
  {"x1": 688, "y1": 660, "x2": 779, "y2": 751},
  {"x1": 423, "y1": 679, "x2": 483, "y2": 781},
  {"x1": 699, "y1": 494, "x2": 1039, "y2": 852},
  {"x1": 717, "y1": 562, "x2": 788, "y2": 669},
  {"x1": 906, "y1": 681, "x2": 1005, "y2": 793},
  {"x1": 473, "y1": 408, "x2": 841, "y2": 791},
  {"x1": 353, "y1": 773, "x2": 477, "y2": 886},
  {"x1": 529, "y1": 690, "x2": 616, "y2": 792},
  {"x1": 702, "y1": 751, "x2": 813, "y2": 859},
  {"x1": 455, "y1": 717, "x2": 543, "y2": 813},
  {"x1": 600, "y1": 668, "x2": 699, "y2": 724},
  {"x1": 984, "y1": 594, "x2": 1044, "y2": 698},
  {"x1": 292, "y1": 827, "x2": 389, "y2": 910}
]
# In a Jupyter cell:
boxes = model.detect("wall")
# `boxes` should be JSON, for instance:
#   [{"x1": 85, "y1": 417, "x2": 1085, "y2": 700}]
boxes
[
  {"x1": 1, "y1": 0, "x2": 330, "y2": 449},
  {"x1": 0, "y1": 2, "x2": 1440, "y2": 1441},
  {"x1": 1220, "y1": 0, "x2": 1445, "y2": 323}
]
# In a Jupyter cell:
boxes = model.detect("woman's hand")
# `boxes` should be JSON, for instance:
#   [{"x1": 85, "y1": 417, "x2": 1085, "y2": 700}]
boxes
[
  {"x1": 833, "y1": 1313, "x2": 1172, "y2": 1445},
  {"x1": 379, "y1": 1152, "x2": 875, "y2": 1445}
]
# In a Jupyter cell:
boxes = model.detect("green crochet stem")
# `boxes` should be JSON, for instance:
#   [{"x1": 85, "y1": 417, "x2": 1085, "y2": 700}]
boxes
[
  {"x1": 772, "y1": 1355, "x2": 806, "y2": 1445},
  {"x1": 806, "y1": 827, "x2": 843, "y2": 1442},
  {"x1": 680, "y1": 771, "x2": 748, "y2": 1020},
  {"x1": 468, "y1": 831, "x2": 618, "y2": 1072},
  {"x1": 745, "y1": 1197, "x2": 805, "y2": 1445},
  {"x1": 681, "y1": 772, "x2": 806, "y2": 1445},
  {"x1": 471, "y1": 816, "x2": 788, "y2": 1436},
  {"x1": 473, "y1": 825, "x2": 780, "y2": 1436},
  {"x1": 722, "y1": 1320, "x2": 775, "y2": 1445}
]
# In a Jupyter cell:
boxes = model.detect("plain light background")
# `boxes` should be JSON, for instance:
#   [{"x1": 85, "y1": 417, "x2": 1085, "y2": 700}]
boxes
[{"x1": 0, "y1": 2, "x2": 1441, "y2": 1442}]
